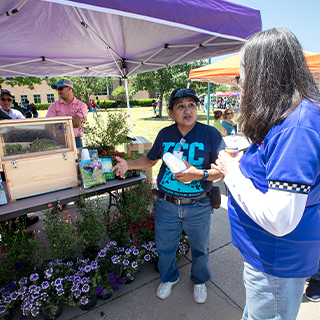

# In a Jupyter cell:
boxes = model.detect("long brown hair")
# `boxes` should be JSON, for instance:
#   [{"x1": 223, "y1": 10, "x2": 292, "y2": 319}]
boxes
[{"x1": 239, "y1": 28, "x2": 320, "y2": 143}]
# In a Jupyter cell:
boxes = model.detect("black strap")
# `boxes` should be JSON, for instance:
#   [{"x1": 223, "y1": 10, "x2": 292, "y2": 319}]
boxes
[{"x1": 152, "y1": 189, "x2": 210, "y2": 205}]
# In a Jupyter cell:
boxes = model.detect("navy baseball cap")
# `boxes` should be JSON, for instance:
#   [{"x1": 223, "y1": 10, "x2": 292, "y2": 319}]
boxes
[
  {"x1": 169, "y1": 88, "x2": 199, "y2": 108},
  {"x1": 51, "y1": 79, "x2": 73, "y2": 89},
  {"x1": 1, "y1": 89, "x2": 13, "y2": 97}
]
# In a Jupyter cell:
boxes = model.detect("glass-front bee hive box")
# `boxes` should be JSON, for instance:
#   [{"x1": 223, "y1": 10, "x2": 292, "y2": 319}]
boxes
[{"x1": 0, "y1": 117, "x2": 78, "y2": 201}]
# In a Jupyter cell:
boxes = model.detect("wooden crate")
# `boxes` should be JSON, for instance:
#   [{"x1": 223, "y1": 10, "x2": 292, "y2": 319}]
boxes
[{"x1": 0, "y1": 117, "x2": 78, "y2": 201}]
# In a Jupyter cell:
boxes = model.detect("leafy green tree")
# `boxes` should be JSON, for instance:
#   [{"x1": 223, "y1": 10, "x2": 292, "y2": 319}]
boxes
[
  {"x1": 130, "y1": 61, "x2": 208, "y2": 117},
  {"x1": 0, "y1": 77, "x2": 43, "y2": 90},
  {"x1": 111, "y1": 85, "x2": 133, "y2": 105},
  {"x1": 47, "y1": 76, "x2": 115, "y2": 105}
]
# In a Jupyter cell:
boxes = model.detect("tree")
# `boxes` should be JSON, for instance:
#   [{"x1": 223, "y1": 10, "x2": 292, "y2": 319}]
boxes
[
  {"x1": 0, "y1": 77, "x2": 43, "y2": 90},
  {"x1": 47, "y1": 76, "x2": 115, "y2": 105},
  {"x1": 111, "y1": 85, "x2": 133, "y2": 105},
  {"x1": 130, "y1": 61, "x2": 208, "y2": 117}
]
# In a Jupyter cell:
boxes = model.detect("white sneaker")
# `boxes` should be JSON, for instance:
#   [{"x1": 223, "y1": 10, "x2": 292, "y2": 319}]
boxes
[
  {"x1": 157, "y1": 278, "x2": 179, "y2": 299},
  {"x1": 193, "y1": 283, "x2": 207, "y2": 304}
]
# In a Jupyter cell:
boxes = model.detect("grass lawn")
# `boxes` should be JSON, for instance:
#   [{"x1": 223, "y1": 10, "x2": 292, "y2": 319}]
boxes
[{"x1": 39, "y1": 106, "x2": 237, "y2": 178}]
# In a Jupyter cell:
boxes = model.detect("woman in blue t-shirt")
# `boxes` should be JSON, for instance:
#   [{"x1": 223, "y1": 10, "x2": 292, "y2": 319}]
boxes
[
  {"x1": 221, "y1": 108, "x2": 237, "y2": 135},
  {"x1": 113, "y1": 88, "x2": 225, "y2": 304},
  {"x1": 214, "y1": 28, "x2": 320, "y2": 320}
]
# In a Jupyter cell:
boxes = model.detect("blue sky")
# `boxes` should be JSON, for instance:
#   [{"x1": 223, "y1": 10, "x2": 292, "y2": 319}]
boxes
[{"x1": 231, "y1": 0, "x2": 320, "y2": 53}]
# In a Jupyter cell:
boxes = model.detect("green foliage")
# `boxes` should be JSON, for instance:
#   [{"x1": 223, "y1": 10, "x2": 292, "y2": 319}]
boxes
[
  {"x1": 75, "y1": 196, "x2": 106, "y2": 249},
  {"x1": 47, "y1": 76, "x2": 115, "y2": 105},
  {"x1": 0, "y1": 77, "x2": 43, "y2": 90},
  {"x1": 34, "y1": 103, "x2": 51, "y2": 110},
  {"x1": 42, "y1": 202, "x2": 81, "y2": 260},
  {"x1": 111, "y1": 85, "x2": 133, "y2": 104},
  {"x1": 0, "y1": 218, "x2": 45, "y2": 285},
  {"x1": 105, "y1": 181, "x2": 156, "y2": 247},
  {"x1": 130, "y1": 61, "x2": 208, "y2": 116},
  {"x1": 129, "y1": 99, "x2": 154, "y2": 107},
  {"x1": 83, "y1": 112, "x2": 130, "y2": 150}
]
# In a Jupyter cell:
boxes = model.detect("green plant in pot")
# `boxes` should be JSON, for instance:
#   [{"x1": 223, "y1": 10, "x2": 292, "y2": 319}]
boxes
[
  {"x1": 83, "y1": 112, "x2": 130, "y2": 152},
  {"x1": 75, "y1": 196, "x2": 106, "y2": 260},
  {"x1": 0, "y1": 217, "x2": 45, "y2": 284},
  {"x1": 43, "y1": 202, "x2": 81, "y2": 261}
]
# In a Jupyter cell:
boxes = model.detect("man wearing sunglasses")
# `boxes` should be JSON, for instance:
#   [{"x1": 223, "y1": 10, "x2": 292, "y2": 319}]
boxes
[
  {"x1": 0, "y1": 89, "x2": 25, "y2": 119},
  {"x1": 46, "y1": 79, "x2": 88, "y2": 148}
]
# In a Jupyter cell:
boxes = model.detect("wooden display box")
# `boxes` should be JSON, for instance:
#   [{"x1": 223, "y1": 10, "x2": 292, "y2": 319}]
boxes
[
  {"x1": 0, "y1": 117, "x2": 78, "y2": 201},
  {"x1": 124, "y1": 136, "x2": 153, "y2": 181}
]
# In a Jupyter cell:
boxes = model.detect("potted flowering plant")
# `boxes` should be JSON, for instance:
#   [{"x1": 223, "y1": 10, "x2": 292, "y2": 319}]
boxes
[
  {"x1": 0, "y1": 281, "x2": 20, "y2": 320},
  {"x1": 43, "y1": 202, "x2": 81, "y2": 261},
  {"x1": 19, "y1": 270, "x2": 64, "y2": 320},
  {"x1": 105, "y1": 181, "x2": 156, "y2": 247},
  {"x1": 75, "y1": 195, "x2": 106, "y2": 261},
  {"x1": 0, "y1": 217, "x2": 45, "y2": 284},
  {"x1": 95, "y1": 242, "x2": 125, "y2": 300}
]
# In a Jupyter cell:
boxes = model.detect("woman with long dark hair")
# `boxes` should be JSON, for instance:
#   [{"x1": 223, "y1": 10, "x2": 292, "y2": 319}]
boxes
[{"x1": 215, "y1": 28, "x2": 320, "y2": 319}]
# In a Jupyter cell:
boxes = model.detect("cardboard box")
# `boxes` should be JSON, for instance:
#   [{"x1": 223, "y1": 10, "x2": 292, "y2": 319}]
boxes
[{"x1": 124, "y1": 136, "x2": 152, "y2": 181}]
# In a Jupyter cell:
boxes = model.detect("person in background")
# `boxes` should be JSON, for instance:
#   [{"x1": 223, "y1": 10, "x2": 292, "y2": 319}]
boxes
[
  {"x1": 0, "y1": 89, "x2": 39, "y2": 226},
  {"x1": 103, "y1": 100, "x2": 107, "y2": 110},
  {"x1": 88, "y1": 100, "x2": 93, "y2": 112},
  {"x1": 11, "y1": 101, "x2": 22, "y2": 114},
  {"x1": 0, "y1": 89, "x2": 24, "y2": 119},
  {"x1": 221, "y1": 108, "x2": 237, "y2": 135},
  {"x1": 46, "y1": 79, "x2": 88, "y2": 149},
  {"x1": 212, "y1": 110, "x2": 227, "y2": 137},
  {"x1": 214, "y1": 28, "x2": 320, "y2": 320},
  {"x1": 113, "y1": 88, "x2": 225, "y2": 304},
  {"x1": 30, "y1": 103, "x2": 38, "y2": 118},
  {"x1": 92, "y1": 100, "x2": 98, "y2": 116},
  {"x1": 21, "y1": 100, "x2": 32, "y2": 118},
  {"x1": 152, "y1": 99, "x2": 157, "y2": 115}
]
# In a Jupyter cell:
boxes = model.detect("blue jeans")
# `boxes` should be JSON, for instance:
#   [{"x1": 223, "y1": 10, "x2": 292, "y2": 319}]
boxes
[
  {"x1": 154, "y1": 195, "x2": 212, "y2": 284},
  {"x1": 242, "y1": 261, "x2": 306, "y2": 320},
  {"x1": 311, "y1": 260, "x2": 320, "y2": 281}
]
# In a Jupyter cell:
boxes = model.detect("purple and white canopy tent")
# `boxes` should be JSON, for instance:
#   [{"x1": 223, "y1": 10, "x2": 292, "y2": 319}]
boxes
[{"x1": 0, "y1": 0, "x2": 261, "y2": 134}]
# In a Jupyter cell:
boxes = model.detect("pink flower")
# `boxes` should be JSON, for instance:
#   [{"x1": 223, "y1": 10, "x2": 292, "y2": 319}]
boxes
[
  {"x1": 48, "y1": 204, "x2": 53, "y2": 207},
  {"x1": 129, "y1": 204, "x2": 134, "y2": 207}
]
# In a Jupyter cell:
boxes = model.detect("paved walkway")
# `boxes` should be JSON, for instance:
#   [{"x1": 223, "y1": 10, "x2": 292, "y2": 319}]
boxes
[{"x1": 11, "y1": 180, "x2": 320, "y2": 320}]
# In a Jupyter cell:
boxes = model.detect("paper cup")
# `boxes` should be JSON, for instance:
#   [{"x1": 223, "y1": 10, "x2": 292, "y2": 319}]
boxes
[
  {"x1": 81, "y1": 148, "x2": 90, "y2": 161},
  {"x1": 163, "y1": 152, "x2": 187, "y2": 173},
  {"x1": 225, "y1": 146, "x2": 239, "y2": 158}
]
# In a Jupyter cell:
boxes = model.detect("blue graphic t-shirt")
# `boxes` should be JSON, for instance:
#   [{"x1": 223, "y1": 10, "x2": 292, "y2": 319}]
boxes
[{"x1": 147, "y1": 122, "x2": 225, "y2": 198}]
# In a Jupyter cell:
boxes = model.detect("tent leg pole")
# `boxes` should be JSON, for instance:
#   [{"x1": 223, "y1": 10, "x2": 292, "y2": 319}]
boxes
[
  {"x1": 124, "y1": 78, "x2": 133, "y2": 138},
  {"x1": 207, "y1": 58, "x2": 211, "y2": 125}
]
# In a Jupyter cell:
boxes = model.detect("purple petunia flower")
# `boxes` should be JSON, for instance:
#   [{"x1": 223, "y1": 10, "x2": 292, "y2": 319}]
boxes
[
  {"x1": 0, "y1": 306, "x2": 6, "y2": 316},
  {"x1": 125, "y1": 248, "x2": 132, "y2": 255},
  {"x1": 28, "y1": 285, "x2": 37, "y2": 293},
  {"x1": 19, "y1": 277, "x2": 28, "y2": 286},
  {"x1": 29, "y1": 273, "x2": 39, "y2": 282},
  {"x1": 144, "y1": 254, "x2": 151, "y2": 261},
  {"x1": 44, "y1": 268, "x2": 53, "y2": 279},
  {"x1": 84, "y1": 265, "x2": 92, "y2": 273},
  {"x1": 95, "y1": 286, "x2": 104, "y2": 296},
  {"x1": 132, "y1": 262, "x2": 138, "y2": 268},
  {"x1": 54, "y1": 278, "x2": 62, "y2": 286},
  {"x1": 57, "y1": 289, "x2": 64, "y2": 296},
  {"x1": 117, "y1": 277, "x2": 124, "y2": 285},
  {"x1": 80, "y1": 296, "x2": 88, "y2": 305},
  {"x1": 132, "y1": 249, "x2": 140, "y2": 256},
  {"x1": 74, "y1": 290, "x2": 81, "y2": 299},
  {"x1": 81, "y1": 277, "x2": 89, "y2": 284},
  {"x1": 31, "y1": 306, "x2": 40, "y2": 317},
  {"x1": 111, "y1": 255, "x2": 120, "y2": 264},
  {"x1": 123, "y1": 259, "x2": 129, "y2": 266},
  {"x1": 108, "y1": 274, "x2": 117, "y2": 283},
  {"x1": 41, "y1": 281, "x2": 50, "y2": 290},
  {"x1": 81, "y1": 284, "x2": 90, "y2": 293},
  {"x1": 112, "y1": 285, "x2": 119, "y2": 292},
  {"x1": 90, "y1": 261, "x2": 98, "y2": 270},
  {"x1": 71, "y1": 285, "x2": 79, "y2": 293},
  {"x1": 55, "y1": 284, "x2": 63, "y2": 291}
]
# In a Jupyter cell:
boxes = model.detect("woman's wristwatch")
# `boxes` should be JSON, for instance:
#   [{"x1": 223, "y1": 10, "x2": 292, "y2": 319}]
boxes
[{"x1": 200, "y1": 169, "x2": 209, "y2": 181}]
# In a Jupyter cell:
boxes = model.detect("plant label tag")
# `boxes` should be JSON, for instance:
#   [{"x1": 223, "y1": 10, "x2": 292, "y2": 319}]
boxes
[{"x1": 173, "y1": 151, "x2": 183, "y2": 160}]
